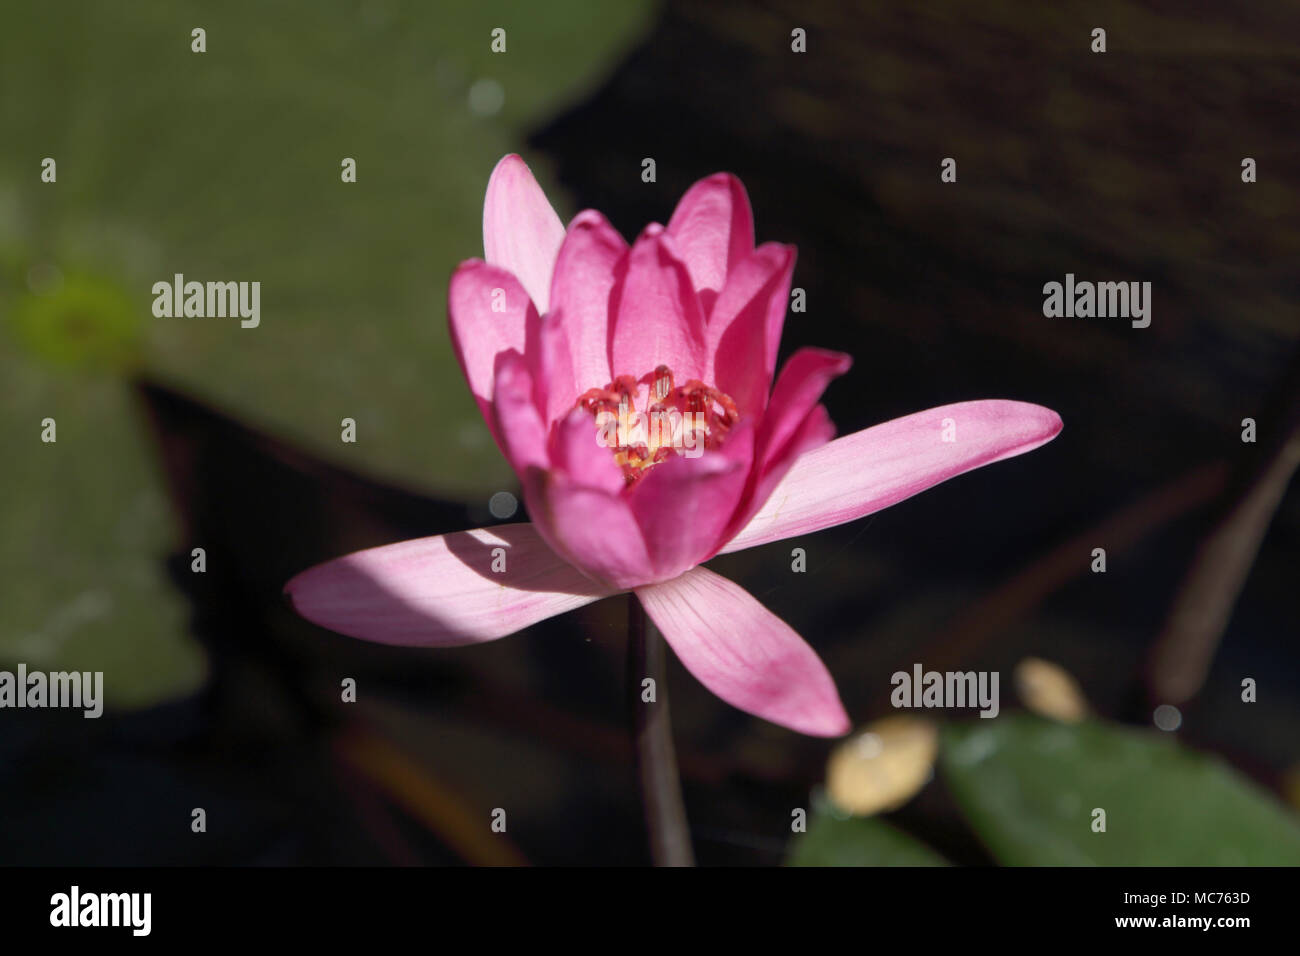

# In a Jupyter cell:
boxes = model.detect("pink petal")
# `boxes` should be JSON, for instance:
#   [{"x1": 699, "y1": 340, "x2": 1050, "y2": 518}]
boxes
[
  {"x1": 704, "y1": 243, "x2": 797, "y2": 419},
  {"x1": 491, "y1": 350, "x2": 549, "y2": 475},
  {"x1": 722, "y1": 400, "x2": 1064, "y2": 553},
  {"x1": 527, "y1": 308, "x2": 579, "y2": 426},
  {"x1": 532, "y1": 480, "x2": 655, "y2": 591},
  {"x1": 285, "y1": 524, "x2": 611, "y2": 647},
  {"x1": 547, "y1": 406, "x2": 627, "y2": 495},
  {"x1": 712, "y1": 351, "x2": 847, "y2": 545},
  {"x1": 666, "y1": 172, "x2": 755, "y2": 309},
  {"x1": 483, "y1": 154, "x2": 565, "y2": 314},
  {"x1": 548, "y1": 210, "x2": 627, "y2": 391},
  {"x1": 757, "y1": 347, "x2": 852, "y2": 461},
  {"x1": 720, "y1": 402, "x2": 835, "y2": 549},
  {"x1": 628, "y1": 418, "x2": 754, "y2": 580},
  {"x1": 635, "y1": 567, "x2": 849, "y2": 737},
  {"x1": 609, "y1": 226, "x2": 707, "y2": 382},
  {"x1": 448, "y1": 260, "x2": 537, "y2": 442}
]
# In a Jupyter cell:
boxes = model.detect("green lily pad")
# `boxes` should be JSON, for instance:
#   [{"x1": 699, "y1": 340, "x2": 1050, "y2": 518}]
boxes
[
  {"x1": 788, "y1": 797, "x2": 949, "y2": 866},
  {"x1": 0, "y1": 0, "x2": 653, "y2": 707},
  {"x1": 942, "y1": 715, "x2": 1300, "y2": 865}
]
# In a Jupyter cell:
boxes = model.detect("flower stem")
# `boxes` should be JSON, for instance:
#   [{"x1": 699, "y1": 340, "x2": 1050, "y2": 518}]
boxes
[{"x1": 627, "y1": 594, "x2": 695, "y2": 866}]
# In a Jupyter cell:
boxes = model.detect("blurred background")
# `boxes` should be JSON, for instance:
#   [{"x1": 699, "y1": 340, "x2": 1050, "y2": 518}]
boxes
[{"x1": 1, "y1": 0, "x2": 1297, "y2": 865}]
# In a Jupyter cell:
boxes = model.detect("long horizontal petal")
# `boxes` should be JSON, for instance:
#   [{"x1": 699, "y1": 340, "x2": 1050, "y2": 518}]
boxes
[
  {"x1": 482, "y1": 154, "x2": 565, "y2": 313},
  {"x1": 285, "y1": 524, "x2": 612, "y2": 647},
  {"x1": 635, "y1": 566, "x2": 849, "y2": 737},
  {"x1": 722, "y1": 400, "x2": 1063, "y2": 553}
]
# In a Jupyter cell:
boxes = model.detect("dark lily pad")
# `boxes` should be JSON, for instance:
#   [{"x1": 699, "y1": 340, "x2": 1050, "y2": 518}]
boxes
[{"x1": 942, "y1": 715, "x2": 1300, "y2": 865}]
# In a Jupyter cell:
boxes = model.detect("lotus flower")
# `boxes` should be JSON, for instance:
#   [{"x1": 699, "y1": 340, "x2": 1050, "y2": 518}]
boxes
[{"x1": 286, "y1": 155, "x2": 1062, "y2": 737}]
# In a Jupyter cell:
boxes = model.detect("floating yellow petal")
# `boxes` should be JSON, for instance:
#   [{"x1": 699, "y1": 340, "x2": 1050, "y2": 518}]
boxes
[{"x1": 826, "y1": 715, "x2": 939, "y2": 816}]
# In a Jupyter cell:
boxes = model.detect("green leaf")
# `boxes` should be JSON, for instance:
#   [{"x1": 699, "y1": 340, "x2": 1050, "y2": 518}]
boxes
[
  {"x1": 788, "y1": 799, "x2": 949, "y2": 866},
  {"x1": 0, "y1": 0, "x2": 653, "y2": 707},
  {"x1": 942, "y1": 714, "x2": 1300, "y2": 865}
]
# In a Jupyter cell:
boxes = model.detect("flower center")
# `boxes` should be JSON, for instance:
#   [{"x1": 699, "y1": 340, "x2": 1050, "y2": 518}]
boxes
[{"x1": 575, "y1": 365, "x2": 739, "y2": 486}]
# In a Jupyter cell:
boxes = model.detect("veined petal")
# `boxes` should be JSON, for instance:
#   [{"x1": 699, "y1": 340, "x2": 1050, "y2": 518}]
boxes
[
  {"x1": 448, "y1": 260, "x2": 537, "y2": 443},
  {"x1": 483, "y1": 154, "x2": 565, "y2": 313},
  {"x1": 666, "y1": 172, "x2": 755, "y2": 308},
  {"x1": 722, "y1": 400, "x2": 1064, "y2": 553},
  {"x1": 549, "y1": 210, "x2": 627, "y2": 392},
  {"x1": 635, "y1": 567, "x2": 849, "y2": 737},
  {"x1": 610, "y1": 226, "x2": 707, "y2": 383},
  {"x1": 285, "y1": 524, "x2": 611, "y2": 647}
]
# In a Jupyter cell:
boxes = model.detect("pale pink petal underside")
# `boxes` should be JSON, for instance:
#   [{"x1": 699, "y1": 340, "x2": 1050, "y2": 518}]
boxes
[
  {"x1": 483, "y1": 154, "x2": 565, "y2": 314},
  {"x1": 635, "y1": 566, "x2": 849, "y2": 737},
  {"x1": 285, "y1": 524, "x2": 611, "y2": 647},
  {"x1": 722, "y1": 400, "x2": 1063, "y2": 553}
]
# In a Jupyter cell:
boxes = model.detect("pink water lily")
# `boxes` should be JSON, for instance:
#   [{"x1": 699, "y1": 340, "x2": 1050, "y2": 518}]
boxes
[{"x1": 286, "y1": 154, "x2": 1062, "y2": 737}]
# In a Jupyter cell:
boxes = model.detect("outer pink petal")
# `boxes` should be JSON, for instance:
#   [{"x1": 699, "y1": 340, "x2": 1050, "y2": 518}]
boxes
[
  {"x1": 704, "y1": 243, "x2": 796, "y2": 419},
  {"x1": 483, "y1": 154, "x2": 565, "y2": 314},
  {"x1": 610, "y1": 226, "x2": 707, "y2": 382},
  {"x1": 548, "y1": 210, "x2": 627, "y2": 392},
  {"x1": 628, "y1": 418, "x2": 754, "y2": 580},
  {"x1": 285, "y1": 524, "x2": 612, "y2": 647},
  {"x1": 722, "y1": 400, "x2": 1064, "y2": 553},
  {"x1": 635, "y1": 567, "x2": 849, "y2": 737},
  {"x1": 665, "y1": 172, "x2": 755, "y2": 309},
  {"x1": 448, "y1": 260, "x2": 537, "y2": 443}
]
